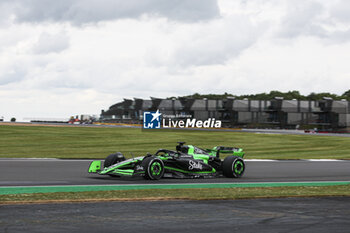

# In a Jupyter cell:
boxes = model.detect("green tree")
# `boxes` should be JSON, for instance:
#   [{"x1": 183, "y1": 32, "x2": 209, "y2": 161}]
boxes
[{"x1": 341, "y1": 89, "x2": 350, "y2": 100}]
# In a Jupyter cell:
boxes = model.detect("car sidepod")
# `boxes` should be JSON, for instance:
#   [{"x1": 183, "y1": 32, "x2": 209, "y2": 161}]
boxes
[{"x1": 162, "y1": 156, "x2": 217, "y2": 178}]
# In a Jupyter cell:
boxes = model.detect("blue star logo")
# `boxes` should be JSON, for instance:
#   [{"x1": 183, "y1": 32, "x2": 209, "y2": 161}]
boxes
[{"x1": 143, "y1": 110, "x2": 162, "y2": 129}]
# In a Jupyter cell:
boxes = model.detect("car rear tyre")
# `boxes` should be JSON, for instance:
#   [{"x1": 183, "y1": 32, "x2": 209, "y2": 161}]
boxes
[
  {"x1": 142, "y1": 157, "x2": 164, "y2": 180},
  {"x1": 222, "y1": 156, "x2": 245, "y2": 178}
]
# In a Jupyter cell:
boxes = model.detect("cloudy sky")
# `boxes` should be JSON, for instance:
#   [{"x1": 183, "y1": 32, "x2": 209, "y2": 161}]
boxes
[{"x1": 1, "y1": 0, "x2": 350, "y2": 121}]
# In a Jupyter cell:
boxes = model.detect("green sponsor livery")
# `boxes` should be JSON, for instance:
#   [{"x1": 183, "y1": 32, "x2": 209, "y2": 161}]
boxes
[{"x1": 88, "y1": 142, "x2": 246, "y2": 180}]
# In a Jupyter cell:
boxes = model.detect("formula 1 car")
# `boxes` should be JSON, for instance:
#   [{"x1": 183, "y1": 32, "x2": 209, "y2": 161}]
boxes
[{"x1": 88, "y1": 142, "x2": 245, "y2": 180}]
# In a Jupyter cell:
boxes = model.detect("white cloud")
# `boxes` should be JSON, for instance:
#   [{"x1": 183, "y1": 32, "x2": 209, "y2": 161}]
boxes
[
  {"x1": 278, "y1": 1, "x2": 326, "y2": 38},
  {"x1": 32, "y1": 32, "x2": 70, "y2": 54},
  {"x1": 0, "y1": 0, "x2": 350, "y2": 121},
  {"x1": 169, "y1": 15, "x2": 263, "y2": 67},
  {"x1": 275, "y1": 0, "x2": 350, "y2": 42},
  {"x1": 330, "y1": 0, "x2": 350, "y2": 23},
  {"x1": 0, "y1": 0, "x2": 219, "y2": 25}
]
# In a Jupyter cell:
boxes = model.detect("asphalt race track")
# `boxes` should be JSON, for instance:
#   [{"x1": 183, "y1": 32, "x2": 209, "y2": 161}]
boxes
[
  {"x1": 0, "y1": 159, "x2": 350, "y2": 186},
  {"x1": 1, "y1": 159, "x2": 350, "y2": 233}
]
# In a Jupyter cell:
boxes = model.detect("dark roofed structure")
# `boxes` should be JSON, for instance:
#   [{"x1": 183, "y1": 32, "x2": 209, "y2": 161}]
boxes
[{"x1": 100, "y1": 97, "x2": 350, "y2": 130}]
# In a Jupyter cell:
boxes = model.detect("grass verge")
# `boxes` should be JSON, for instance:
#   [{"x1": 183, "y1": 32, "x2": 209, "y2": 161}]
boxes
[
  {"x1": 1, "y1": 185, "x2": 350, "y2": 205},
  {"x1": 0, "y1": 124, "x2": 350, "y2": 159}
]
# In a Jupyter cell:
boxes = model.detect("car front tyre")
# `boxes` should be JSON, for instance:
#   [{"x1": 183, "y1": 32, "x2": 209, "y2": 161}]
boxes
[
  {"x1": 143, "y1": 157, "x2": 165, "y2": 180},
  {"x1": 104, "y1": 152, "x2": 125, "y2": 177}
]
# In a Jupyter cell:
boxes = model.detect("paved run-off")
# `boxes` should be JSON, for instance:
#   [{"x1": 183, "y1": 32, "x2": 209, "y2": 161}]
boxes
[
  {"x1": 1, "y1": 197, "x2": 350, "y2": 233},
  {"x1": 1, "y1": 181, "x2": 350, "y2": 195}
]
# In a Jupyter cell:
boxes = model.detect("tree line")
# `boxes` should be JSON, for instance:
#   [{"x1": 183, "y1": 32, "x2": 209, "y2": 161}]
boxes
[{"x1": 169, "y1": 90, "x2": 350, "y2": 101}]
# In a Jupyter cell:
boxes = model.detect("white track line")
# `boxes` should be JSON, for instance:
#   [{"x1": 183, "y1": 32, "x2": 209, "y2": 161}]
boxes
[
  {"x1": 245, "y1": 159, "x2": 346, "y2": 162},
  {"x1": 245, "y1": 159, "x2": 279, "y2": 162},
  {"x1": 304, "y1": 159, "x2": 345, "y2": 161}
]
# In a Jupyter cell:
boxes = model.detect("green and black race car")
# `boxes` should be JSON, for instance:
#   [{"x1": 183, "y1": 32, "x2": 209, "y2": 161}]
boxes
[{"x1": 88, "y1": 142, "x2": 245, "y2": 180}]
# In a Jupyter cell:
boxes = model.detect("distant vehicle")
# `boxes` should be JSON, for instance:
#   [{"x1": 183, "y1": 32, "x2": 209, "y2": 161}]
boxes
[
  {"x1": 68, "y1": 118, "x2": 80, "y2": 124},
  {"x1": 68, "y1": 115, "x2": 97, "y2": 124},
  {"x1": 88, "y1": 142, "x2": 245, "y2": 180}
]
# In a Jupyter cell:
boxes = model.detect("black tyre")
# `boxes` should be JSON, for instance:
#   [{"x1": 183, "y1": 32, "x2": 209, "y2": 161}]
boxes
[
  {"x1": 222, "y1": 156, "x2": 245, "y2": 178},
  {"x1": 104, "y1": 152, "x2": 125, "y2": 167},
  {"x1": 142, "y1": 156, "x2": 164, "y2": 180},
  {"x1": 104, "y1": 152, "x2": 125, "y2": 177}
]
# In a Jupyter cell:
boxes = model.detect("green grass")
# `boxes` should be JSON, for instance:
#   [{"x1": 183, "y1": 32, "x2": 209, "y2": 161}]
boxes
[
  {"x1": 1, "y1": 185, "x2": 350, "y2": 204},
  {"x1": 0, "y1": 125, "x2": 349, "y2": 159}
]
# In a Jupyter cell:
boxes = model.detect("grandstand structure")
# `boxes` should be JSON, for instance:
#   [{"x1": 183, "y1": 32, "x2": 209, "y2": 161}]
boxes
[{"x1": 100, "y1": 97, "x2": 350, "y2": 130}]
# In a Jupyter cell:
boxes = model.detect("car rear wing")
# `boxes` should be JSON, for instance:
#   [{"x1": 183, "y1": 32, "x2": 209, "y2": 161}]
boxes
[{"x1": 208, "y1": 146, "x2": 245, "y2": 158}]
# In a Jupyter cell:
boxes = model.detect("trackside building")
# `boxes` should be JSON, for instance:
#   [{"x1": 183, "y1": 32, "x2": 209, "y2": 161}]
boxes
[{"x1": 100, "y1": 97, "x2": 350, "y2": 130}]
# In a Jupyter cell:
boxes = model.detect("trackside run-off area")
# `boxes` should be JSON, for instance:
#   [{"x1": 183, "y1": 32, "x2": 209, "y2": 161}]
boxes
[{"x1": 0, "y1": 123, "x2": 350, "y2": 159}]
